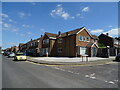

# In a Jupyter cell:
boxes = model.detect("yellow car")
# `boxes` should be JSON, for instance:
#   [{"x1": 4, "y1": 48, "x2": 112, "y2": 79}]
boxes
[{"x1": 14, "y1": 53, "x2": 27, "y2": 61}]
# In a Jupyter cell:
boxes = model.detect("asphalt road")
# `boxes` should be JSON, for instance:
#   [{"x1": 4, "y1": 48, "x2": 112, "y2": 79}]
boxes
[{"x1": 2, "y1": 55, "x2": 119, "y2": 88}]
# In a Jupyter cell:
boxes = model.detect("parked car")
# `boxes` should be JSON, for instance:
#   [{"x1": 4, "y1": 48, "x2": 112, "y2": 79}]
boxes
[
  {"x1": 14, "y1": 53, "x2": 27, "y2": 61},
  {"x1": 4, "y1": 52, "x2": 10, "y2": 56},
  {"x1": 8, "y1": 53, "x2": 15, "y2": 58},
  {"x1": 115, "y1": 53, "x2": 120, "y2": 61},
  {"x1": 1, "y1": 51, "x2": 4, "y2": 54}
]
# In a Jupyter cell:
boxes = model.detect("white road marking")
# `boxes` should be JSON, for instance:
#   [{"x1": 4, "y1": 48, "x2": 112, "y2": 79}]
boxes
[
  {"x1": 105, "y1": 81, "x2": 108, "y2": 83},
  {"x1": 114, "y1": 80, "x2": 118, "y2": 82},
  {"x1": 90, "y1": 76, "x2": 96, "y2": 79},
  {"x1": 85, "y1": 73, "x2": 96, "y2": 79},
  {"x1": 105, "y1": 80, "x2": 115, "y2": 84},
  {"x1": 85, "y1": 75, "x2": 89, "y2": 78},
  {"x1": 108, "y1": 81, "x2": 115, "y2": 84},
  {"x1": 74, "y1": 73, "x2": 79, "y2": 75}
]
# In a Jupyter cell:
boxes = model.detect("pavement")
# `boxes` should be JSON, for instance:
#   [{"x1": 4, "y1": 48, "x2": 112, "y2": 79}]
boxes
[
  {"x1": 2, "y1": 55, "x2": 118, "y2": 88},
  {"x1": 26, "y1": 56, "x2": 116, "y2": 65}
]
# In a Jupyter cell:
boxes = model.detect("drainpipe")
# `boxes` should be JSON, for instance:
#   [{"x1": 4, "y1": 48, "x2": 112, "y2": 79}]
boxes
[{"x1": 107, "y1": 46, "x2": 110, "y2": 58}]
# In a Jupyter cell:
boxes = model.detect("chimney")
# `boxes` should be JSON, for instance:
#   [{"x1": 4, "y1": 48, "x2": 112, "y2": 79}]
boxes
[
  {"x1": 41, "y1": 35, "x2": 43, "y2": 37},
  {"x1": 58, "y1": 31, "x2": 61, "y2": 36},
  {"x1": 106, "y1": 33, "x2": 109, "y2": 36},
  {"x1": 66, "y1": 32, "x2": 68, "y2": 36},
  {"x1": 31, "y1": 39, "x2": 32, "y2": 41}
]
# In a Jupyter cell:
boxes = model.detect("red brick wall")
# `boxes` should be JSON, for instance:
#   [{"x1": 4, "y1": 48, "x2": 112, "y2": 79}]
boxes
[{"x1": 76, "y1": 29, "x2": 94, "y2": 46}]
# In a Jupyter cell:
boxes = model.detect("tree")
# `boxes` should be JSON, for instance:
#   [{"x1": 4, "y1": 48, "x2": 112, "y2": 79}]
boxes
[{"x1": 98, "y1": 43, "x2": 106, "y2": 48}]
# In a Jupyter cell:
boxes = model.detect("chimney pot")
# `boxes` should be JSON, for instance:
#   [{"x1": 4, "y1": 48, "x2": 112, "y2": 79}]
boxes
[
  {"x1": 106, "y1": 33, "x2": 109, "y2": 36},
  {"x1": 66, "y1": 32, "x2": 68, "y2": 36},
  {"x1": 58, "y1": 31, "x2": 61, "y2": 35}
]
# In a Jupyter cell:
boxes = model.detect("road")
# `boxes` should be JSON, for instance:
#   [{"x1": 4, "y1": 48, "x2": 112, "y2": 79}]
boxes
[{"x1": 2, "y1": 55, "x2": 119, "y2": 88}]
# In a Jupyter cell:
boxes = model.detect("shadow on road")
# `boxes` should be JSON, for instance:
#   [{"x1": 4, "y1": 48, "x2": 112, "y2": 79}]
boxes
[{"x1": 113, "y1": 60, "x2": 120, "y2": 62}]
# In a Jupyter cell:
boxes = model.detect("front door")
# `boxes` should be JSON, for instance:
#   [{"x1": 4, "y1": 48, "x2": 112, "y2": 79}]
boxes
[
  {"x1": 80, "y1": 47, "x2": 87, "y2": 55},
  {"x1": 92, "y1": 47, "x2": 97, "y2": 57}
]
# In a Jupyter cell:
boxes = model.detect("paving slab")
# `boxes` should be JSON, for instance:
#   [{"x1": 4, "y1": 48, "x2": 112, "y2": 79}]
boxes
[{"x1": 26, "y1": 56, "x2": 115, "y2": 65}]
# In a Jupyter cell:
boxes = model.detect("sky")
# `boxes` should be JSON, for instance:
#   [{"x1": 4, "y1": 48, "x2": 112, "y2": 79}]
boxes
[{"x1": 1, "y1": 2, "x2": 118, "y2": 49}]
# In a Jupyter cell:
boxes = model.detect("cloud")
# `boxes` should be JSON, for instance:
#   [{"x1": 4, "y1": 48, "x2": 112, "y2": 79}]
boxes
[
  {"x1": 91, "y1": 28, "x2": 119, "y2": 37},
  {"x1": 22, "y1": 24, "x2": 33, "y2": 28},
  {"x1": 76, "y1": 13, "x2": 80, "y2": 16},
  {"x1": 1, "y1": 13, "x2": 9, "y2": 18},
  {"x1": 82, "y1": 7, "x2": 89, "y2": 12},
  {"x1": 27, "y1": 32, "x2": 32, "y2": 35},
  {"x1": 18, "y1": 12, "x2": 31, "y2": 18},
  {"x1": 71, "y1": 16, "x2": 75, "y2": 19},
  {"x1": 3, "y1": 23, "x2": 11, "y2": 28},
  {"x1": 91, "y1": 29, "x2": 103, "y2": 34},
  {"x1": 1, "y1": 13, "x2": 16, "y2": 24},
  {"x1": 40, "y1": 28, "x2": 47, "y2": 34},
  {"x1": 57, "y1": 4, "x2": 62, "y2": 7},
  {"x1": 2, "y1": 22, "x2": 19, "y2": 32},
  {"x1": 30, "y1": 2, "x2": 36, "y2": 5},
  {"x1": 50, "y1": 4, "x2": 74, "y2": 20},
  {"x1": 9, "y1": 19, "x2": 13, "y2": 22},
  {"x1": 108, "y1": 25, "x2": 113, "y2": 28},
  {"x1": 3, "y1": 42, "x2": 17, "y2": 46},
  {"x1": 103, "y1": 28, "x2": 119, "y2": 37}
]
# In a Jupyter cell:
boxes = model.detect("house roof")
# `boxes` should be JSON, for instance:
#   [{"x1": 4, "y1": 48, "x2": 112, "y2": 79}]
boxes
[
  {"x1": 99, "y1": 33, "x2": 120, "y2": 41},
  {"x1": 59, "y1": 27, "x2": 85, "y2": 38},
  {"x1": 86, "y1": 42, "x2": 98, "y2": 48},
  {"x1": 45, "y1": 27, "x2": 96, "y2": 39},
  {"x1": 45, "y1": 32, "x2": 58, "y2": 38},
  {"x1": 91, "y1": 35, "x2": 99, "y2": 40}
]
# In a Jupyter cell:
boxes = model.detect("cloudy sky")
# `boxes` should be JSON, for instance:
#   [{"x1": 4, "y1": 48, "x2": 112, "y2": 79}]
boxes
[{"x1": 1, "y1": 2, "x2": 118, "y2": 49}]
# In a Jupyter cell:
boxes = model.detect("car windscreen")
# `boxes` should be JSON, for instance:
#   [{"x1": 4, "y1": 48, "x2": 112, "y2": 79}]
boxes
[{"x1": 16, "y1": 54, "x2": 24, "y2": 56}]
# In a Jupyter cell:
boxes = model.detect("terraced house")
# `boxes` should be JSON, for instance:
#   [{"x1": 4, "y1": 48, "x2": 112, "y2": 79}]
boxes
[{"x1": 41, "y1": 27, "x2": 98, "y2": 57}]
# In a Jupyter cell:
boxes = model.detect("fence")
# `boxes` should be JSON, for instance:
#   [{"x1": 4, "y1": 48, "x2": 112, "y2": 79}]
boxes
[{"x1": 97, "y1": 47, "x2": 120, "y2": 58}]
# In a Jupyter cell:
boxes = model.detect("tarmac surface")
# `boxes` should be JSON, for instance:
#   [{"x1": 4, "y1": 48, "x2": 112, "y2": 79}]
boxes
[{"x1": 2, "y1": 55, "x2": 119, "y2": 88}]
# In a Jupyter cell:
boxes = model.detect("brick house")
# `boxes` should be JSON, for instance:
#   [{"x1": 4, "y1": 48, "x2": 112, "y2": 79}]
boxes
[
  {"x1": 21, "y1": 43, "x2": 27, "y2": 55},
  {"x1": 11, "y1": 46, "x2": 19, "y2": 53},
  {"x1": 41, "y1": 32, "x2": 57, "y2": 56},
  {"x1": 27, "y1": 36, "x2": 43, "y2": 56},
  {"x1": 41, "y1": 27, "x2": 98, "y2": 57},
  {"x1": 18, "y1": 43, "x2": 24, "y2": 52},
  {"x1": 98, "y1": 33, "x2": 120, "y2": 48}
]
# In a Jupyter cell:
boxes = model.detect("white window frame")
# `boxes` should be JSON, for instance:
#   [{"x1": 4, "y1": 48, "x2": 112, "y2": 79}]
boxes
[
  {"x1": 83, "y1": 36, "x2": 86, "y2": 41},
  {"x1": 79, "y1": 35, "x2": 83, "y2": 41},
  {"x1": 86, "y1": 37, "x2": 90, "y2": 42}
]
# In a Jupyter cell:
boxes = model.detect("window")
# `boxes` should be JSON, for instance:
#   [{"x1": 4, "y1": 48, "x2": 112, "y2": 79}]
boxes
[
  {"x1": 83, "y1": 36, "x2": 86, "y2": 41},
  {"x1": 58, "y1": 38, "x2": 62, "y2": 43},
  {"x1": 79, "y1": 36, "x2": 83, "y2": 41},
  {"x1": 46, "y1": 39, "x2": 49, "y2": 44},
  {"x1": 43, "y1": 39, "x2": 49, "y2": 44},
  {"x1": 43, "y1": 48, "x2": 48, "y2": 54},
  {"x1": 58, "y1": 48, "x2": 62, "y2": 53},
  {"x1": 93, "y1": 39, "x2": 96, "y2": 43},
  {"x1": 86, "y1": 37, "x2": 90, "y2": 42}
]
